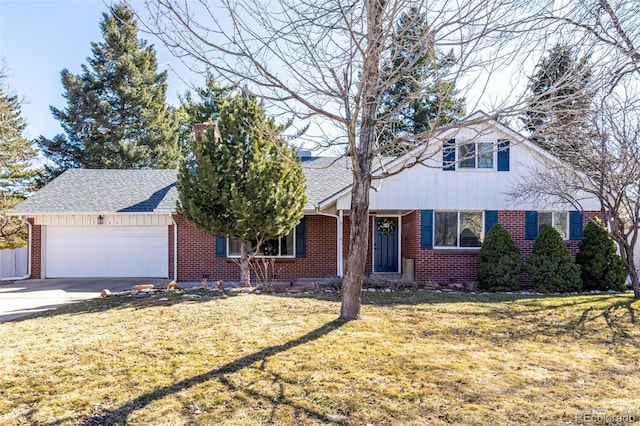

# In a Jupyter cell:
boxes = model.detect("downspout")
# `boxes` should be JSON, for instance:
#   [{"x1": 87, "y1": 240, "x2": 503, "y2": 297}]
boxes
[
  {"x1": 170, "y1": 215, "x2": 178, "y2": 282},
  {"x1": 3, "y1": 217, "x2": 31, "y2": 280},
  {"x1": 314, "y1": 207, "x2": 343, "y2": 277}
]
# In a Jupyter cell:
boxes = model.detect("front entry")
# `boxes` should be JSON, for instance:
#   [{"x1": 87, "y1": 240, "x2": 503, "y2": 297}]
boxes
[{"x1": 374, "y1": 217, "x2": 399, "y2": 272}]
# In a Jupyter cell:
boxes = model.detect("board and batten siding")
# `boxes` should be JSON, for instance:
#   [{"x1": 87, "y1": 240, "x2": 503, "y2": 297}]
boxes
[
  {"x1": 335, "y1": 129, "x2": 600, "y2": 212},
  {"x1": 33, "y1": 214, "x2": 172, "y2": 226}
]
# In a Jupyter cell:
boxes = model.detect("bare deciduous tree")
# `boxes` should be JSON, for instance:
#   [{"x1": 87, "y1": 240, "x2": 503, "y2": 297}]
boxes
[
  {"x1": 133, "y1": 0, "x2": 553, "y2": 319},
  {"x1": 514, "y1": 0, "x2": 640, "y2": 297}
]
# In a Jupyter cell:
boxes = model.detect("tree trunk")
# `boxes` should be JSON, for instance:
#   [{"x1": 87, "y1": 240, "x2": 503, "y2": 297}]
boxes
[
  {"x1": 240, "y1": 239, "x2": 251, "y2": 287},
  {"x1": 340, "y1": 173, "x2": 372, "y2": 320},
  {"x1": 618, "y1": 240, "x2": 640, "y2": 298},
  {"x1": 339, "y1": 0, "x2": 386, "y2": 320}
]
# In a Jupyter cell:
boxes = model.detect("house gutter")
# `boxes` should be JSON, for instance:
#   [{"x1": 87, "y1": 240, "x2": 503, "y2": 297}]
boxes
[
  {"x1": 314, "y1": 208, "x2": 344, "y2": 277},
  {"x1": 2, "y1": 217, "x2": 31, "y2": 280}
]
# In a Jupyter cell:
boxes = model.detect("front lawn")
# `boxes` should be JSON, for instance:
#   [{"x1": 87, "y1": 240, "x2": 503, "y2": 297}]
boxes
[{"x1": 1, "y1": 290, "x2": 638, "y2": 425}]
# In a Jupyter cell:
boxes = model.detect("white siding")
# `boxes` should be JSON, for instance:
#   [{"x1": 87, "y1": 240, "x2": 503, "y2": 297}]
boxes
[
  {"x1": 336, "y1": 128, "x2": 601, "y2": 212},
  {"x1": 34, "y1": 214, "x2": 172, "y2": 226}
]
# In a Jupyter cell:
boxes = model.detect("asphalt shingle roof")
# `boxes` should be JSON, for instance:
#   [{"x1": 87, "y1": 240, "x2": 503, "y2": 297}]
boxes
[
  {"x1": 11, "y1": 169, "x2": 178, "y2": 214},
  {"x1": 10, "y1": 157, "x2": 353, "y2": 215}
]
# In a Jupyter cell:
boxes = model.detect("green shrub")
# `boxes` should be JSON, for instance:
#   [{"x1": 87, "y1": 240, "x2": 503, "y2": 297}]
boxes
[
  {"x1": 576, "y1": 220, "x2": 627, "y2": 292},
  {"x1": 477, "y1": 224, "x2": 522, "y2": 291},
  {"x1": 525, "y1": 226, "x2": 581, "y2": 293}
]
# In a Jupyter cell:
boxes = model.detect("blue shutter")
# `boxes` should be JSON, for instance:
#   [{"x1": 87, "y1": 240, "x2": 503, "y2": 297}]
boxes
[
  {"x1": 295, "y1": 216, "x2": 307, "y2": 258},
  {"x1": 485, "y1": 211, "x2": 498, "y2": 233},
  {"x1": 215, "y1": 235, "x2": 227, "y2": 257},
  {"x1": 497, "y1": 139, "x2": 510, "y2": 171},
  {"x1": 525, "y1": 211, "x2": 538, "y2": 240},
  {"x1": 443, "y1": 139, "x2": 455, "y2": 171},
  {"x1": 420, "y1": 210, "x2": 433, "y2": 249},
  {"x1": 570, "y1": 211, "x2": 583, "y2": 240}
]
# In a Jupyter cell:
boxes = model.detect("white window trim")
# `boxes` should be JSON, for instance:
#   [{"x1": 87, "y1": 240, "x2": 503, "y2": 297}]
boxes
[
  {"x1": 539, "y1": 211, "x2": 569, "y2": 241},
  {"x1": 457, "y1": 140, "x2": 496, "y2": 171},
  {"x1": 433, "y1": 210, "x2": 485, "y2": 249},
  {"x1": 227, "y1": 232, "x2": 296, "y2": 258}
]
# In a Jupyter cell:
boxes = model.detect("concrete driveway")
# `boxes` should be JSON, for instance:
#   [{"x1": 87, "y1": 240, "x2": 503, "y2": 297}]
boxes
[{"x1": 0, "y1": 278, "x2": 169, "y2": 322}]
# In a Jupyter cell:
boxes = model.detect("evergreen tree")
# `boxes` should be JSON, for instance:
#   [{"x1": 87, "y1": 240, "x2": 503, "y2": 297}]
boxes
[
  {"x1": 525, "y1": 226, "x2": 582, "y2": 293},
  {"x1": 177, "y1": 76, "x2": 232, "y2": 157},
  {"x1": 477, "y1": 224, "x2": 522, "y2": 291},
  {"x1": 177, "y1": 90, "x2": 306, "y2": 286},
  {"x1": 36, "y1": 3, "x2": 179, "y2": 182},
  {"x1": 0, "y1": 70, "x2": 40, "y2": 248},
  {"x1": 378, "y1": 7, "x2": 465, "y2": 154},
  {"x1": 521, "y1": 44, "x2": 595, "y2": 168},
  {"x1": 576, "y1": 220, "x2": 627, "y2": 292}
]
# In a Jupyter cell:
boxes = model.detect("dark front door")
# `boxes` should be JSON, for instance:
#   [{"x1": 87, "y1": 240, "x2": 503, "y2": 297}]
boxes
[{"x1": 374, "y1": 217, "x2": 399, "y2": 272}]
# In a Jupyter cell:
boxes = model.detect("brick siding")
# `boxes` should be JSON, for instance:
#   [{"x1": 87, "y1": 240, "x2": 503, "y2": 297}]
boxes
[
  {"x1": 174, "y1": 214, "x2": 338, "y2": 282},
  {"x1": 411, "y1": 210, "x2": 604, "y2": 286}
]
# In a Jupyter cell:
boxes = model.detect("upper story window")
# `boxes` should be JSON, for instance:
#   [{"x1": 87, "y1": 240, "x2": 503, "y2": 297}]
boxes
[
  {"x1": 443, "y1": 138, "x2": 510, "y2": 172},
  {"x1": 228, "y1": 229, "x2": 295, "y2": 257},
  {"x1": 459, "y1": 142, "x2": 494, "y2": 169}
]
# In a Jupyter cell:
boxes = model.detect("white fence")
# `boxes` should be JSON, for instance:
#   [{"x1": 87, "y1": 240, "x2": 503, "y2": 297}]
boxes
[{"x1": 0, "y1": 248, "x2": 27, "y2": 280}]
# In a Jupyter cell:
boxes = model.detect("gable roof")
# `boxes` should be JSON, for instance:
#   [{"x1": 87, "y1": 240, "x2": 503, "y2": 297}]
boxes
[
  {"x1": 315, "y1": 111, "x2": 566, "y2": 209},
  {"x1": 10, "y1": 157, "x2": 354, "y2": 215}
]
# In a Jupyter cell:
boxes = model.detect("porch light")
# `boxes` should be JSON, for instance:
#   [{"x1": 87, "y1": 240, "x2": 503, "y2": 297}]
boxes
[{"x1": 97, "y1": 215, "x2": 104, "y2": 225}]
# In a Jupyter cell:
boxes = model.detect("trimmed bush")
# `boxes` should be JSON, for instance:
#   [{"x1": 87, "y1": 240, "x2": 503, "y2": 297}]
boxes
[
  {"x1": 477, "y1": 224, "x2": 522, "y2": 291},
  {"x1": 525, "y1": 226, "x2": 581, "y2": 293},
  {"x1": 576, "y1": 220, "x2": 627, "y2": 292}
]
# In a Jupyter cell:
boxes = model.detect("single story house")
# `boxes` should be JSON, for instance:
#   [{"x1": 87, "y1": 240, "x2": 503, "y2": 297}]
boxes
[{"x1": 10, "y1": 111, "x2": 602, "y2": 284}]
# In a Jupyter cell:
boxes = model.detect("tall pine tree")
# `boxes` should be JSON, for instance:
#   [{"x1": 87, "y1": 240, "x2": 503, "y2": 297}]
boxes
[
  {"x1": 36, "y1": 3, "x2": 179, "y2": 181},
  {"x1": 521, "y1": 44, "x2": 595, "y2": 168},
  {"x1": 177, "y1": 90, "x2": 306, "y2": 286},
  {"x1": 378, "y1": 7, "x2": 465, "y2": 154},
  {"x1": 0, "y1": 68, "x2": 40, "y2": 248}
]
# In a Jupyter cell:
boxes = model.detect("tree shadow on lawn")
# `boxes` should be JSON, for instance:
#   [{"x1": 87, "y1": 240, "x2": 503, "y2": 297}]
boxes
[
  {"x1": 429, "y1": 294, "x2": 640, "y2": 348},
  {"x1": 60, "y1": 318, "x2": 348, "y2": 426}
]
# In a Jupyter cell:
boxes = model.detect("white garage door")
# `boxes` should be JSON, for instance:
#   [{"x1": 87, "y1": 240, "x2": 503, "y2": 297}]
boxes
[{"x1": 44, "y1": 226, "x2": 168, "y2": 278}]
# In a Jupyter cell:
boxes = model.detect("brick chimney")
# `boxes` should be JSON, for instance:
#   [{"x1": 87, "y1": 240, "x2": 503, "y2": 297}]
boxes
[{"x1": 194, "y1": 122, "x2": 221, "y2": 142}]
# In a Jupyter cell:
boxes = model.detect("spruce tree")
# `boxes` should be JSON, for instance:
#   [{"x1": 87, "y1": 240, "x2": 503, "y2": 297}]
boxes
[
  {"x1": 378, "y1": 7, "x2": 465, "y2": 154},
  {"x1": 177, "y1": 90, "x2": 306, "y2": 286},
  {"x1": 36, "y1": 3, "x2": 179, "y2": 181},
  {"x1": 0, "y1": 71, "x2": 40, "y2": 248},
  {"x1": 576, "y1": 220, "x2": 627, "y2": 292},
  {"x1": 521, "y1": 44, "x2": 595, "y2": 169},
  {"x1": 477, "y1": 224, "x2": 522, "y2": 291},
  {"x1": 525, "y1": 226, "x2": 582, "y2": 293}
]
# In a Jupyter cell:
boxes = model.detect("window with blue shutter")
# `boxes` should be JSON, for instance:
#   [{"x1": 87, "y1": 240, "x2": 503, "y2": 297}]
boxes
[
  {"x1": 443, "y1": 139, "x2": 455, "y2": 171},
  {"x1": 569, "y1": 211, "x2": 583, "y2": 240},
  {"x1": 215, "y1": 235, "x2": 227, "y2": 257},
  {"x1": 420, "y1": 210, "x2": 433, "y2": 249},
  {"x1": 525, "y1": 211, "x2": 538, "y2": 240},
  {"x1": 497, "y1": 139, "x2": 510, "y2": 171},
  {"x1": 295, "y1": 216, "x2": 307, "y2": 257},
  {"x1": 485, "y1": 211, "x2": 498, "y2": 234}
]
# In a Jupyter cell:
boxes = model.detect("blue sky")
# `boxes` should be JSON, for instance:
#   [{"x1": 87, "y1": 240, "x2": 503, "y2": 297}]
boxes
[{"x1": 0, "y1": 0, "x2": 200, "y2": 140}]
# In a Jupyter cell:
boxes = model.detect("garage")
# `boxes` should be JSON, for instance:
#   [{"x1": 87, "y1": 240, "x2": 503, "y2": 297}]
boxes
[{"x1": 44, "y1": 226, "x2": 169, "y2": 278}]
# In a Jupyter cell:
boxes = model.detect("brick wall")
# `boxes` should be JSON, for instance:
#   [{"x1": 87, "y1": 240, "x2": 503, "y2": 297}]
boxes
[
  {"x1": 174, "y1": 214, "x2": 338, "y2": 282},
  {"x1": 29, "y1": 219, "x2": 41, "y2": 279},
  {"x1": 412, "y1": 210, "x2": 603, "y2": 286}
]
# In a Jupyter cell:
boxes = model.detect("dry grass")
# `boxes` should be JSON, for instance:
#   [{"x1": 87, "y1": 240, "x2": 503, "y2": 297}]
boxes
[{"x1": 0, "y1": 290, "x2": 639, "y2": 425}]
